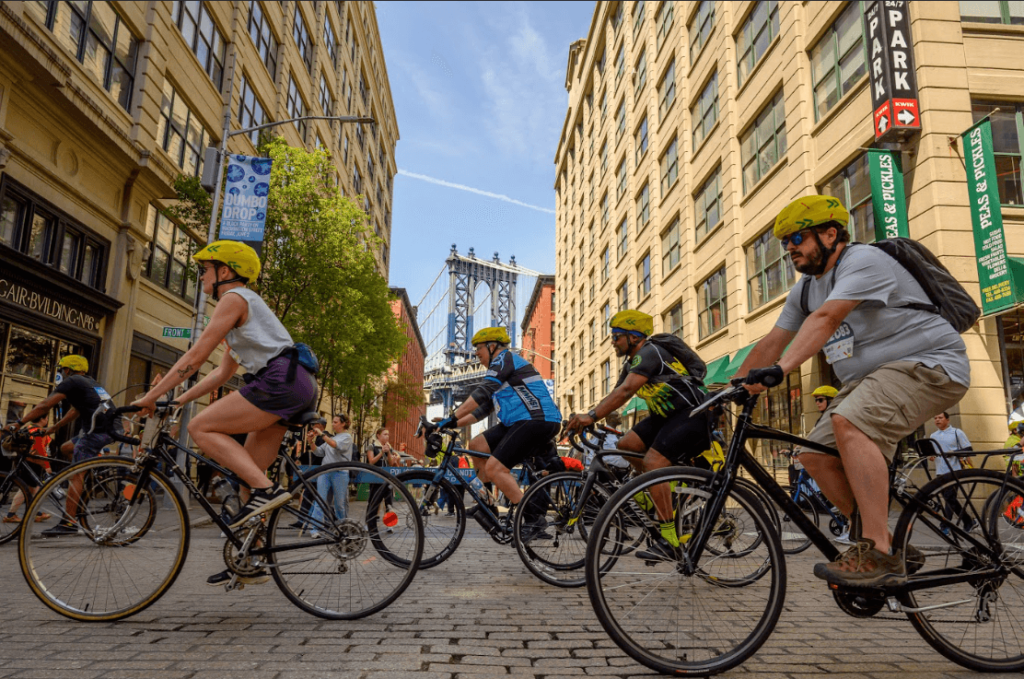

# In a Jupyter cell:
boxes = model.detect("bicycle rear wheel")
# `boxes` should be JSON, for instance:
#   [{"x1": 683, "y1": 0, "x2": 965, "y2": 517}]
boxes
[
  {"x1": 776, "y1": 485, "x2": 818, "y2": 554},
  {"x1": 266, "y1": 462, "x2": 422, "y2": 619},
  {"x1": 894, "y1": 469, "x2": 1024, "y2": 672},
  {"x1": 393, "y1": 468, "x2": 465, "y2": 568},
  {"x1": 0, "y1": 471, "x2": 31, "y2": 545},
  {"x1": 513, "y1": 472, "x2": 613, "y2": 587},
  {"x1": 19, "y1": 457, "x2": 189, "y2": 621},
  {"x1": 586, "y1": 467, "x2": 785, "y2": 676}
]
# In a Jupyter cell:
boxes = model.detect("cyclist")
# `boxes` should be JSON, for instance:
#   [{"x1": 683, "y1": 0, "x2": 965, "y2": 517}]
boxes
[
  {"x1": 2, "y1": 414, "x2": 52, "y2": 524},
  {"x1": 432, "y1": 327, "x2": 561, "y2": 539},
  {"x1": 798, "y1": 385, "x2": 853, "y2": 544},
  {"x1": 132, "y1": 241, "x2": 319, "y2": 583},
  {"x1": 734, "y1": 195, "x2": 970, "y2": 587},
  {"x1": 567, "y1": 310, "x2": 711, "y2": 560},
  {"x1": 3, "y1": 354, "x2": 122, "y2": 536}
]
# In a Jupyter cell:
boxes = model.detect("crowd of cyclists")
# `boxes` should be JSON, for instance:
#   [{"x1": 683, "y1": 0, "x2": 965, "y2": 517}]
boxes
[{"x1": 5, "y1": 192, "x2": 1024, "y2": 673}]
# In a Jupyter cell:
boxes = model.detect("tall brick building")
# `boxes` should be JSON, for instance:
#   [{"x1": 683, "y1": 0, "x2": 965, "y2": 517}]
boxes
[
  {"x1": 520, "y1": 275, "x2": 556, "y2": 381},
  {"x1": 386, "y1": 287, "x2": 426, "y2": 458}
]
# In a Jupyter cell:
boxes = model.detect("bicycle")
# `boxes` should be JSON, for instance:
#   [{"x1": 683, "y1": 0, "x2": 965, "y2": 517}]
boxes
[
  {"x1": 584, "y1": 381, "x2": 1024, "y2": 675},
  {"x1": 778, "y1": 461, "x2": 849, "y2": 553},
  {"x1": 18, "y1": 402, "x2": 423, "y2": 622},
  {"x1": 0, "y1": 429, "x2": 71, "y2": 544},
  {"x1": 392, "y1": 415, "x2": 546, "y2": 568}
]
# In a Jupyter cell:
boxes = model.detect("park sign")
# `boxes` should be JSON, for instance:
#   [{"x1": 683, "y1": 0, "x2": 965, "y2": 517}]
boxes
[
  {"x1": 867, "y1": 149, "x2": 909, "y2": 239},
  {"x1": 864, "y1": 1, "x2": 921, "y2": 142},
  {"x1": 219, "y1": 154, "x2": 272, "y2": 241},
  {"x1": 962, "y1": 118, "x2": 1024, "y2": 315}
]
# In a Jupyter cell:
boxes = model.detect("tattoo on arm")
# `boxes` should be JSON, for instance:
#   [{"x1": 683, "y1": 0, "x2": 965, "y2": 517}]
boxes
[{"x1": 177, "y1": 364, "x2": 193, "y2": 379}]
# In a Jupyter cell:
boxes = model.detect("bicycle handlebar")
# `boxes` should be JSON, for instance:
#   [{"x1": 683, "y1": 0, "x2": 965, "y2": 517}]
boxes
[{"x1": 690, "y1": 380, "x2": 748, "y2": 416}]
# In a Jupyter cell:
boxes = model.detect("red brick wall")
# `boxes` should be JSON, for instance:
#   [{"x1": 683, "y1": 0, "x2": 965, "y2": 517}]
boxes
[
  {"x1": 520, "y1": 281, "x2": 555, "y2": 380},
  {"x1": 386, "y1": 297, "x2": 427, "y2": 457}
]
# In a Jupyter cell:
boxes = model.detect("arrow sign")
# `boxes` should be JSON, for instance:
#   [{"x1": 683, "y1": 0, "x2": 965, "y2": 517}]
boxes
[
  {"x1": 877, "y1": 115, "x2": 889, "y2": 134},
  {"x1": 897, "y1": 109, "x2": 915, "y2": 125}
]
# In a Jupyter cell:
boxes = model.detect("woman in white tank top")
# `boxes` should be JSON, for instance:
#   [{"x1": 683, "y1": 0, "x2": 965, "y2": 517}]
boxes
[{"x1": 133, "y1": 241, "x2": 318, "y2": 536}]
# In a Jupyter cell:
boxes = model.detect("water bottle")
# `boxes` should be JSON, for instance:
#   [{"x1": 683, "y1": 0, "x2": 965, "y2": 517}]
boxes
[{"x1": 468, "y1": 474, "x2": 486, "y2": 495}]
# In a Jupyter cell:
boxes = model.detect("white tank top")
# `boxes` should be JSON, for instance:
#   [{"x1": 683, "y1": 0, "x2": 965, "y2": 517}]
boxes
[{"x1": 221, "y1": 288, "x2": 294, "y2": 374}]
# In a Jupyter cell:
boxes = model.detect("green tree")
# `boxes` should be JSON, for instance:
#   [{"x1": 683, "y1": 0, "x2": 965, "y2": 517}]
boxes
[{"x1": 166, "y1": 137, "x2": 407, "y2": 423}]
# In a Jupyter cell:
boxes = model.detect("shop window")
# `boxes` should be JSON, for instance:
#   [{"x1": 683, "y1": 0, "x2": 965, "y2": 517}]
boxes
[
  {"x1": 821, "y1": 151, "x2": 875, "y2": 243},
  {"x1": 247, "y1": 1, "x2": 278, "y2": 80},
  {"x1": 30, "y1": 1, "x2": 138, "y2": 111},
  {"x1": 0, "y1": 178, "x2": 108, "y2": 290},
  {"x1": 972, "y1": 101, "x2": 1024, "y2": 205},
  {"x1": 172, "y1": 1, "x2": 226, "y2": 88},
  {"x1": 810, "y1": 3, "x2": 866, "y2": 121},
  {"x1": 752, "y1": 369, "x2": 802, "y2": 467},
  {"x1": 747, "y1": 228, "x2": 795, "y2": 310},
  {"x1": 144, "y1": 207, "x2": 198, "y2": 302}
]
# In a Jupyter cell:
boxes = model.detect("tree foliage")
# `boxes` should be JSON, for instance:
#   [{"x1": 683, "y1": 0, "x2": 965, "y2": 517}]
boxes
[{"x1": 167, "y1": 137, "x2": 407, "y2": 418}]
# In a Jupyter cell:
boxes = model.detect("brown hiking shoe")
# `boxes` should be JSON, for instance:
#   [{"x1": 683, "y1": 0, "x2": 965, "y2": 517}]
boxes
[{"x1": 813, "y1": 538, "x2": 907, "y2": 587}]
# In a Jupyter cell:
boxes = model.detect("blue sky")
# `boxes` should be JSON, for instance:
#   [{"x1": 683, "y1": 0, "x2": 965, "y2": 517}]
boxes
[{"x1": 376, "y1": 1, "x2": 594, "y2": 319}]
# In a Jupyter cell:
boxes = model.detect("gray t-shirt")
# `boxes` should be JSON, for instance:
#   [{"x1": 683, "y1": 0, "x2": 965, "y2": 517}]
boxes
[
  {"x1": 776, "y1": 244, "x2": 970, "y2": 387},
  {"x1": 314, "y1": 432, "x2": 352, "y2": 465}
]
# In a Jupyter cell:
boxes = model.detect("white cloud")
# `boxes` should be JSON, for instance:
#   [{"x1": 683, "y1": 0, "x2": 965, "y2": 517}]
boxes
[{"x1": 397, "y1": 169, "x2": 555, "y2": 214}]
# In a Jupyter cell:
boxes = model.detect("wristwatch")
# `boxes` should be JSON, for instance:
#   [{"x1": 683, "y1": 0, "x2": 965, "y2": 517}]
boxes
[{"x1": 587, "y1": 409, "x2": 598, "y2": 421}]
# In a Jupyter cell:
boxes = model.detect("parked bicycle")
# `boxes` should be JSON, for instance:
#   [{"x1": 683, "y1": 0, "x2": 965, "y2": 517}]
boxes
[
  {"x1": 18, "y1": 402, "x2": 423, "y2": 622},
  {"x1": 584, "y1": 382, "x2": 1024, "y2": 675}
]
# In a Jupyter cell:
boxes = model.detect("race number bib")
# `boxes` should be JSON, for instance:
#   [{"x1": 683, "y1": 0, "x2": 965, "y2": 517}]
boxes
[
  {"x1": 823, "y1": 322, "x2": 854, "y2": 364},
  {"x1": 94, "y1": 386, "x2": 112, "y2": 401}
]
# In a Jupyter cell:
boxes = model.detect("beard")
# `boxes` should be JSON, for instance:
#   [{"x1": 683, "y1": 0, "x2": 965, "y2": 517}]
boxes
[
  {"x1": 613, "y1": 343, "x2": 628, "y2": 357},
  {"x1": 792, "y1": 245, "x2": 825, "y2": 275}
]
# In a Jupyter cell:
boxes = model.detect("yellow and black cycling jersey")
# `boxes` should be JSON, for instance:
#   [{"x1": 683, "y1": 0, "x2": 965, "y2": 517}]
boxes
[{"x1": 615, "y1": 342, "x2": 706, "y2": 417}]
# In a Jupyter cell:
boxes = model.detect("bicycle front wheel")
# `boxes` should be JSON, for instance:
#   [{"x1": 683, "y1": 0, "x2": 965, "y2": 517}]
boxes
[
  {"x1": 0, "y1": 470, "x2": 31, "y2": 545},
  {"x1": 393, "y1": 468, "x2": 465, "y2": 568},
  {"x1": 893, "y1": 469, "x2": 1024, "y2": 672},
  {"x1": 19, "y1": 457, "x2": 189, "y2": 621},
  {"x1": 586, "y1": 467, "x2": 786, "y2": 676},
  {"x1": 266, "y1": 462, "x2": 422, "y2": 619}
]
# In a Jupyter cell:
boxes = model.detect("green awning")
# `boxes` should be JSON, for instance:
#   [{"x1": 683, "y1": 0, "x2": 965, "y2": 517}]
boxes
[
  {"x1": 703, "y1": 355, "x2": 732, "y2": 385},
  {"x1": 723, "y1": 343, "x2": 757, "y2": 380},
  {"x1": 623, "y1": 396, "x2": 648, "y2": 414}
]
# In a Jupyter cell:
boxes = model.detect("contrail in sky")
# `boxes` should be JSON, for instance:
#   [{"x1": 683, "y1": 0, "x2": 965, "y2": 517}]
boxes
[{"x1": 397, "y1": 169, "x2": 555, "y2": 215}]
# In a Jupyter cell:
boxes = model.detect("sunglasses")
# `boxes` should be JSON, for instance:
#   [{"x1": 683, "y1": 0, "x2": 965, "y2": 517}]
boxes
[
  {"x1": 610, "y1": 332, "x2": 628, "y2": 341},
  {"x1": 814, "y1": 397, "x2": 828, "y2": 403},
  {"x1": 780, "y1": 230, "x2": 813, "y2": 249}
]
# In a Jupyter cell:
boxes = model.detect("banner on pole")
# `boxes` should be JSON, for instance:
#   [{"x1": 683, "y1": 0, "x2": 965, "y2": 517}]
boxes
[
  {"x1": 867, "y1": 149, "x2": 909, "y2": 240},
  {"x1": 219, "y1": 155, "x2": 272, "y2": 241},
  {"x1": 962, "y1": 118, "x2": 1022, "y2": 316}
]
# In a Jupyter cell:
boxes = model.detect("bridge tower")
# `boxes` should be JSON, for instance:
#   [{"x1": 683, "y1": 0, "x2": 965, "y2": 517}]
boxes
[{"x1": 445, "y1": 245, "x2": 521, "y2": 364}]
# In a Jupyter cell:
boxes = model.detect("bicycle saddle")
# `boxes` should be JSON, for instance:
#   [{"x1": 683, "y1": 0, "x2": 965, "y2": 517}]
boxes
[{"x1": 285, "y1": 410, "x2": 321, "y2": 431}]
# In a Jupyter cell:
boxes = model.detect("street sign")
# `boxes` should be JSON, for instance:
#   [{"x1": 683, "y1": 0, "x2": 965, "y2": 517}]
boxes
[
  {"x1": 162, "y1": 327, "x2": 192, "y2": 339},
  {"x1": 864, "y1": 0, "x2": 921, "y2": 142}
]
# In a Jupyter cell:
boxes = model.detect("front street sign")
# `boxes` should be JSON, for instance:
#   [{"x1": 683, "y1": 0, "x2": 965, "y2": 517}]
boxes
[{"x1": 162, "y1": 327, "x2": 192, "y2": 339}]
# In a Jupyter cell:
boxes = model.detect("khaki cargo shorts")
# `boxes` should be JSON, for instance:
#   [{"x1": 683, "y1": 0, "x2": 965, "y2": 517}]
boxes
[{"x1": 799, "y1": 361, "x2": 968, "y2": 460}]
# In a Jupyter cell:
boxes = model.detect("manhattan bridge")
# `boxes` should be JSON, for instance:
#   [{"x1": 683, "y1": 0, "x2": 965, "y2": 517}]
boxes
[{"x1": 416, "y1": 245, "x2": 545, "y2": 411}]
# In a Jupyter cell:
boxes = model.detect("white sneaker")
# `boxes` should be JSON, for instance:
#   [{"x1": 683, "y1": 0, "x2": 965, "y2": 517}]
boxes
[{"x1": 834, "y1": 528, "x2": 854, "y2": 545}]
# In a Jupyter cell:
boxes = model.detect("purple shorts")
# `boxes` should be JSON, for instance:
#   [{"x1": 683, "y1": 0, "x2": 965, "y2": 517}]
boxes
[{"x1": 239, "y1": 355, "x2": 319, "y2": 421}]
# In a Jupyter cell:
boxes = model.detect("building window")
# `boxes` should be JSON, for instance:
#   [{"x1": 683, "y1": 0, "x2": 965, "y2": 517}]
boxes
[
  {"x1": 972, "y1": 101, "x2": 1024, "y2": 205},
  {"x1": 342, "y1": 135, "x2": 349, "y2": 164},
  {"x1": 353, "y1": 166, "x2": 361, "y2": 195},
  {"x1": 689, "y1": 0, "x2": 714, "y2": 64},
  {"x1": 172, "y1": 1, "x2": 226, "y2": 88},
  {"x1": 611, "y1": 2, "x2": 624, "y2": 33},
  {"x1": 637, "y1": 253, "x2": 651, "y2": 299},
  {"x1": 747, "y1": 228, "x2": 795, "y2": 310},
  {"x1": 821, "y1": 152, "x2": 875, "y2": 243},
  {"x1": 698, "y1": 267, "x2": 728, "y2": 339},
  {"x1": 656, "y1": 1, "x2": 675, "y2": 50},
  {"x1": 662, "y1": 217, "x2": 680, "y2": 274},
  {"x1": 634, "y1": 50, "x2": 647, "y2": 99},
  {"x1": 633, "y1": 0, "x2": 647, "y2": 36},
  {"x1": 614, "y1": 43, "x2": 625, "y2": 87},
  {"x1": 666, "y1": 302, "x2": 683, "y2": 338},
  {"x1": 589, "y1": 271, "x2": 596, "y2": 301},
  {"x1": 287, "y1": 77, "x2": 307, "y2": 139},
  {"x1": 32, "y1": 1, "x2": 138, "y2": 111},
  {"x1": 695, "y1": 168, "x2": 722, "y2": 242},
  {"x1": 635, "y1": 116, "x2": 648, "y2": 166},
  {"x1": 600, "y1": 141, "x2": 609, "y2": 177},
  {"x1": 741, "y1": 90, "x2": 787, "y2": 193},
  {"x1": 737, "y1": 1, "x2": 780, "y2": 87},
  {"x1": 238, "y1": 75, "x2": 267, "y2": 146},
  {"x1": 602, "y1": 247, "x2": 610, "y2": 281},
  {"x1": 602, "y1": 360, "x2": 611, "y2": 395},
  {"x1": 617, "y1": 217, "x2": 628, "y2": 260},
  {"x1": 616, "y1": 99, "x2": 626, "y2": 141},
  {"x1": 319, "y1": 73, "x2": 333, "y2": 114},
  {"x1": 324, "y1": 16, "x2": 338, "y2": 68},
  {"x1": 658, "y1": 59, "x2": 676, "y2": 120},
  {"x1": 602, "y1": 303, "x2": 611, "y2": 336},
  {"x1": 0, "y1": 179, "x2": 108, "y2": 289},
  {"x1": 810, "y1": 2, "x2": 866, "y2": 121},
  {"x1": 247, "y1": 1, "x2": 278, "y2": 79},
  {"x1": 619, "y1": 280, "x2": 629, "y2": 311},
  {"x1": 601, "y1": 192, "x2": 610, "y2": 227},
  {"x1": 617, "y1": 158, "x2": 628, "y2": 200},
  {"x1": 590, "y1": 319, "x2": 597, "y2": 352},
  {"x1": 959, "y1": 1, "x2": 1024, "y2": 24},
  {"x1": 636, "y1": 183, "x2": 650, "y2": 229},
  {"x1": 157, "y1": 80, "x2": 208, "y2": 177},
  {"x1": 692, "y1": 72, "x2": 719, "y2": 151},
  {"x1": 145, "y1": 207, "x2": 197, "y2": 302},
  {"x1": 293, "y1": 5, "x2": 314, "y2": 73},
  {"x1": 660, "y1": 137, "x2": 679, "y2": 196}
]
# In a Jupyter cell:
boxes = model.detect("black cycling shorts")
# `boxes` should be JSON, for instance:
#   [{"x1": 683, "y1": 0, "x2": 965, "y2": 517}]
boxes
[
  {"x1": 631, "y1": 411, "x2": 711, "y2": 464},
  {"x1": 482, "y1": 420, "x2": 561, "y2": 470}
]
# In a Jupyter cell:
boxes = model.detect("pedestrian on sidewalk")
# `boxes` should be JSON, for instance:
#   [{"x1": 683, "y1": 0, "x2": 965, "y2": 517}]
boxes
[{"x1": 929, "y1": 411, "x2": 977, "y2": 534}]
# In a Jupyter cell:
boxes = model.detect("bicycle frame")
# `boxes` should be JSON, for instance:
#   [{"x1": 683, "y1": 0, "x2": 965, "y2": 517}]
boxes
[{"x1": 791, "y1": 469, "x2": 847, "y2": 530}]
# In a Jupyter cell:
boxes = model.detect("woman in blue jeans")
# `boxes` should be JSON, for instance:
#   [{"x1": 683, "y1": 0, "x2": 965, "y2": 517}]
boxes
[{"x1": 309, "y1": 414, "x2": 352, "y2": 534}]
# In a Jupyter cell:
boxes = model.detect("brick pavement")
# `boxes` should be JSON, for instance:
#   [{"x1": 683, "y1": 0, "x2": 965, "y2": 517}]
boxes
[{"x1": 0, "y1": 519, "x2": 1019, "y2": 679}]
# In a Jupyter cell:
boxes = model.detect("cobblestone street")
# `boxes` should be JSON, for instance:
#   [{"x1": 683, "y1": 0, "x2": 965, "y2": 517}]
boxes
[{"x1": 1, "y1": 516, "x2": 1020, "y2": 679}]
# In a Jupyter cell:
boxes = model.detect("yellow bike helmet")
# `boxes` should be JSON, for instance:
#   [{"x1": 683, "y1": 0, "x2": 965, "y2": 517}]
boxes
[
  {"x1": 193, "y1": 240, "x2": 261, "y2": 282},
  {"x1": 812, "y1": 385, "x2": 839, "y2": 400},
  {"x1": 471, "y1": 327, "x2": 510, "y2": 346},
  {"x1": 58, "y1": 355, "x2": 89, "y2": 372},
  {"x1": 773, "y1": 195, "x2": 850, "y2": 240},
  {"x1": 609, "y1": 310, "x2": 654, "y2": 337}
]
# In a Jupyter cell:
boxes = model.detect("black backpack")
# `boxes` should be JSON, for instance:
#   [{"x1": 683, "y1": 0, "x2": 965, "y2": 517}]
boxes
[
  {"x1": 800, "y1": 239, "x2": 980, "y2": 334},
  {"x1": 646, "y1": 333, "x2": 707, "y2": 382}
]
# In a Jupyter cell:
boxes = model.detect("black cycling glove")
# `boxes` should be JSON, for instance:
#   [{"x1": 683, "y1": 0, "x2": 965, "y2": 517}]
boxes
[{"x1": 745, "y1": 365, "x2": 784, "y2": 387}]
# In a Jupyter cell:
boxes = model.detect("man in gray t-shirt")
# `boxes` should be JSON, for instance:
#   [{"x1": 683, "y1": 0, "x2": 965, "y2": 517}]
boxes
[{"x1": 734, "y1": 195, "x2": 969, "y2": 589}]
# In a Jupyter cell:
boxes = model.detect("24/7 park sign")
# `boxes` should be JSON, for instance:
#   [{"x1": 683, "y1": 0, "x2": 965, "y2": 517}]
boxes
[{"x1": 865, "y1": 1, "x2": 921, "y2": 142}]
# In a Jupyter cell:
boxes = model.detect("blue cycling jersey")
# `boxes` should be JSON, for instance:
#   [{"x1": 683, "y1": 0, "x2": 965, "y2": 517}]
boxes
[{"x1": 471, "y1": 350, "x2": 562, "y2": 425}]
